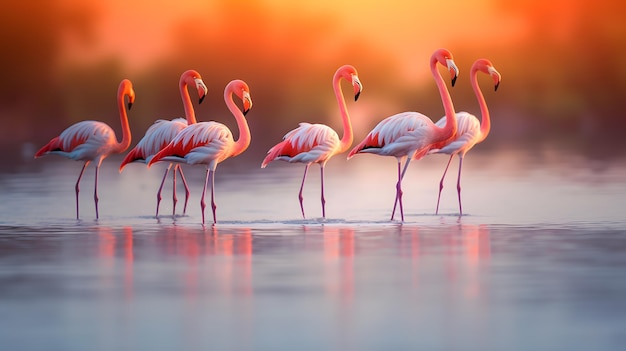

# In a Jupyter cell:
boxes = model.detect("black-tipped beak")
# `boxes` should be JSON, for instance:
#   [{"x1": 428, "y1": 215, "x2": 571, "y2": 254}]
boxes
[
  {"x1": 243, "y1": 108, "x2": 250, "y2": 116},
  {"x1": 355, "y1": 91, "x2": 361, "y2": 102},
  {"x1": 128, "y1": 102, "x2": 133, "y2": 110},
  {"x1": 199, "y1": 95, "x2": 205, "y2": 104},
  {"x1": 451, "y1": 75, "x2": 457, "y2": 87},
  {"x1": 494, "y1": 82, "x2": 500, "y2": 92}
]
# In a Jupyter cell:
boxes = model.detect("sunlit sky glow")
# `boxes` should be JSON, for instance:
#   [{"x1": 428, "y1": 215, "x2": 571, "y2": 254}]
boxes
[{"x1": 69, "y1": 0, "x2": 526, "y2": 80}]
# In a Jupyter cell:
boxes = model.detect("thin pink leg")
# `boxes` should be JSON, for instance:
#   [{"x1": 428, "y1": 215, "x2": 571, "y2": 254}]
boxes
[
  {"x1": 172, "y1": 164, "x2": 178, "y2": 216},
  {"x1": 435, "y1": 155, "x2": 454, "y2": 215},
  {"x1": 93, "y1": 163, "x2": 101, "y2": 220},
  {"x1": 298, "y1": 164, "x2": 310, "y2": 219},
  {"x1": 390, "y1": 160, "x2": 402, "y2": 221},
  {"x1": 209, "y1": 169, "x2": 217, "y2": 224},
  {"x1": 456, "y1": 156, "x2": 464, "y2": 216},
  {"x1": 320, "y1": 165, "x2": 326, "y2": 218},
  {"x1": 155, "y1": 164, "x2": 172, "y2": 218},
  {"x1": 391, "y1": 157, "x2": 411, "y2": 221},
  {"x1": 75, "y1": 162, "x2": 89, "y2": 220},
  {"x1": 176, "y1": 165, "x2": 191, "y2": 215},
  {"x1": 200, "y1": 168, "x2": 210, "y2": 225}
]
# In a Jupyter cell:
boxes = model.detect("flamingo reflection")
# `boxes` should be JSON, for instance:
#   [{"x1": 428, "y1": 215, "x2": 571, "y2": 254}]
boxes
[
  {"x1": 97, "y1": 226, "x2": 134, "y2": 300},
  {"x1": 323, "y1": 227, "x2": 355, "y2": 302}
]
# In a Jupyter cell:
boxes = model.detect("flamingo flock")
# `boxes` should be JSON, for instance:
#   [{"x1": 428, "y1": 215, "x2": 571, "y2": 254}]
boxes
[{"x1": 35, "y1": 49, "x2": 501, "y2": 224}]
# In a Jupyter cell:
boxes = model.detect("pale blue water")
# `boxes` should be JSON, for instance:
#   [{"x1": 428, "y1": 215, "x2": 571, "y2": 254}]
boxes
[{"x1": 1, "y1": 147, "x2": 626, "y2": 350}]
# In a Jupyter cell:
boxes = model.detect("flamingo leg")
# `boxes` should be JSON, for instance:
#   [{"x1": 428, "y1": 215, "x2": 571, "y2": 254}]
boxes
[
  {"x1": 172, "y1": 165, "x2": 178, "y2": 216},
  {"x1": 390, "y1": 159, "x2": 402, "y2": 221},
  {"x1": 391, "y1": 157, "x2": 412, "y2": 222},
  {"x1": 298, "y1": 164, "x2": 310, "y2": 219},
  {"x1": 93, "y1": 162, "x2": 101, "y2": 220},
  {"x1": 75, "y1": 162, "x2": 89, "y2": 220},
  {"x1": 155, "y1": 164, "x2": 172, "y2": 218},
  {"x1": 456, "y1": 155, "x2": 464, "y2": 216},
  {"x1": 200, "y1": 168, "x2": 210, "y2": 225},
  {"x1": 435, "y1": 155, "x2": 454, "y2": 215},
  {"x1": 176, "y1": 165, "x2": 191, "y2": 215},
  {"x1": 209, "y1": 169, "x2": 217, "y2": 224},
  {"x1": 320, "y1": 164, "x2": 326, "y2": 218}
]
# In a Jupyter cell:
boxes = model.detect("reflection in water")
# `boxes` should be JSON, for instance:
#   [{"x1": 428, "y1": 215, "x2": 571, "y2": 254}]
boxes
[{"x1": 97, "y1": 226, "x2": 135, "y2": 300}]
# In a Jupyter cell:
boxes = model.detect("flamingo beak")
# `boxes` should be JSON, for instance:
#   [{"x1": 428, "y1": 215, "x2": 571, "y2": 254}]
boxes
[
  {"x1": 353, "y1": 75, "x2": 362, "y2": 101},
  {"x1": 242, "y1": 91, "x2": 252, "y2": 116},
  {"x1": 488, "y1": 66, "x2": 501, "y2": 92},
  {"x1": 196, "y1": 78, "x2": 208, "y2": 104},
  {"x1": 446, "y1": 59, "x2": 459, "y2": 87},
  {"x1": 127, "y1": 102, "x2": 133, "y2": 110}
]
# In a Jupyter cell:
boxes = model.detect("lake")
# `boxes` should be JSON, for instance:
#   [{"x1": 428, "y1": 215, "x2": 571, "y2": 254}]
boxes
[{"x1": 1, "y1": 144, "x2": 625, "y2": 350}]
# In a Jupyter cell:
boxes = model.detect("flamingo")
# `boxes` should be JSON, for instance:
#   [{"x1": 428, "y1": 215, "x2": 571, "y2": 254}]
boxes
[
  {"x1": 119, "y1": 70, "x2": 208, "y2": 218},
  {"x1": 261, "y1": 65, "x2": 362, "y2": 219},
  {"x1": 148, "y1": 80, "x2": 253, "y2": 225},
  {"x1": 347, "y1": 49, "x2": 458, "y2": 222},
  {"x1": 35, "y1": 79, "x2": 136, "y2": 220},
  {"x1": 428, "y1": 59, "x2": 501, "y2": 215}
]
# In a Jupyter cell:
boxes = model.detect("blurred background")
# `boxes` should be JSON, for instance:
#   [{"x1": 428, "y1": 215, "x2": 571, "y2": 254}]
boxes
[{"x1": 2, "y1": 0, "x2": 625, "y2": 167}]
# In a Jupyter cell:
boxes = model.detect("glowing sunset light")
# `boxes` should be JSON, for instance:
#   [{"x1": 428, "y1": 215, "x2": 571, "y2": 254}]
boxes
[{"x1": 71, "y1": 0, "x2": 525, "y2": 79}]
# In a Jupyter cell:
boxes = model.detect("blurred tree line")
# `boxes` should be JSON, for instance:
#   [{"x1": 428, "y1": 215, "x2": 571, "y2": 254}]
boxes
[{"x1": 1, "y1": 0, "x2": 625, "y2": 162}]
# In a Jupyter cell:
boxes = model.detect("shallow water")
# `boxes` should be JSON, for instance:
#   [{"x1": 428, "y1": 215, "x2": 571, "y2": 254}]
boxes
[{"x1": 1, "y1": 147, "x2": 626, "y2": 350}]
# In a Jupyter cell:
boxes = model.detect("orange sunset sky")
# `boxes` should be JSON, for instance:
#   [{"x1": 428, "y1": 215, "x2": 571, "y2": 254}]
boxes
[
  {"x1": 67, "y1": 0, "x2": 524, "y2": 79},
  {"x1": 2, "y1": 0, "x2": 625, "y2": 154}
]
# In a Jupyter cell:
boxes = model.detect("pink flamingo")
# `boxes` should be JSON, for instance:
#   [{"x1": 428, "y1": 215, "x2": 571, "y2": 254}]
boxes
[
  {"x1": 119, "y1": 70, "x2": 208, "y2": 217},
  {"x1": 148, "y1": 80, "x2": 253, "y2": 225},
  {"x1": 35, "y1": 79, "x2": 136, "y2": 220},
  {"x1": 261, "y1": 65, "x2": 362, "y2": 219},
  {"x1": 429, "y1": 59, "x2": 501, "y2": 215},
  {"x1": 347, "y1": 49, "x2": 458, "y2": 222}
]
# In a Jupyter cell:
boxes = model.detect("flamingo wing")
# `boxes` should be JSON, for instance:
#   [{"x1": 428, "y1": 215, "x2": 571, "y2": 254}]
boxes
[
  {"x1": 35, "y1": 121, "x2": 116, "y2": 161},
  {"x1": 429, "y1": 112, "x2": 481, "y2": 155},
  {"x1": 149, "y1": 122, "x2": 234, "y2": 167},
  {"x1": 348, "y1": 112, "x2": 433, "y2": 158},
  {"x1": 120, "y1": 118, "x2": 187, "y2": 169},
  {"x1": 262, "y1": 123, "x2": 339, "y2": 167}
]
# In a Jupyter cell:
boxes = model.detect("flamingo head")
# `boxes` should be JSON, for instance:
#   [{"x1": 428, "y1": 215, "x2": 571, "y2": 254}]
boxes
[
  {"x1": 118, "y1": 79, "x2": 136, "y2": 110},
  {"x1": 473, "y1": 59, "x2": 501, "y2": 91},
  {"x1": 336, "y1": 64, "x2": 363, "y2": 101},
  {"x1": 182, "y1": 70, "x2": 209, "y2": 104},
  {"x1": 433, "y1": 48, "x2": 459, "y2": 87},
  {"x1": 228, "y1": 79, "x2": 253, "y2": 116}
]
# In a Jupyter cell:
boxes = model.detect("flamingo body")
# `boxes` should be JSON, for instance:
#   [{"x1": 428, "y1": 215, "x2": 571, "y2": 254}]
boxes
[
  {"x1": 35, "y1": 79, "x2": 135, "y2": 220},
  {"x1": 36, "y1": 121, "x2": 121, "y2": 162},
  {"x1": 154, "y1": 121, "x2": 236, "y2": 167},
  {"x1": 262, "y1": 123, "x2": 341, "y2": 166},
  {"x1": 430, "y1": 112, "x2": 481, "y2": 156},
  {"x1": 120, "y1": 118, "x2": 188, "y2": 165},
  {"x1": 261, "y1": 65, "x2": 363, "y2": 219},
  {"x1": 348, "y1": 112, "x2": 438, "y2": 160},
  {"x1": 148, "y1": 79, "x2": 253, "y2": 225}
]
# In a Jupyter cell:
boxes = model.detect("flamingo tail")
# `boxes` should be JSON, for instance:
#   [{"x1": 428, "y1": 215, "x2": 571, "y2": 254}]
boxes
[
  {"x1": 34, "y1": 137, "x2": 62, "y2": 158},
  {"x1": 347, "y1": 132, "x2": 380, "y2": 159},
  {"x1": 119, "y1": 147, "x2": 146, "y2": 171},
  {"x1": 261, "y1": 139, "x2": 290, "y2": 168}
]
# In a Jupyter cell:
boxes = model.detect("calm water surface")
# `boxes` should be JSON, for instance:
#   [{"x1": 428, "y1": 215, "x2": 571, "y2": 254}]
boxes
[{"x1": 1, "y1": 147, "x2": 625, "y2": 350}]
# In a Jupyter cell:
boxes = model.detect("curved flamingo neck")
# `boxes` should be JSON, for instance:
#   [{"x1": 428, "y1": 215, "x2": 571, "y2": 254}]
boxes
[
  {"x1": 471, "y1": 65, "x2": 491, "y2": 143},
  {"x1": 115, "y1": 87, "x2": 132, "y2": 153},
  {"x1": 180, "y1": 76, "x2": 197, "y2": 124},
  {"x1": 333, "y1": 72, "x2": 353, "y2": 153},
  {"x1": 226, "y1": 85, "x2": 250, "y2": 158},
  {"x1": 430, "y1": 55, "x2": 457, "y2": 142}
]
